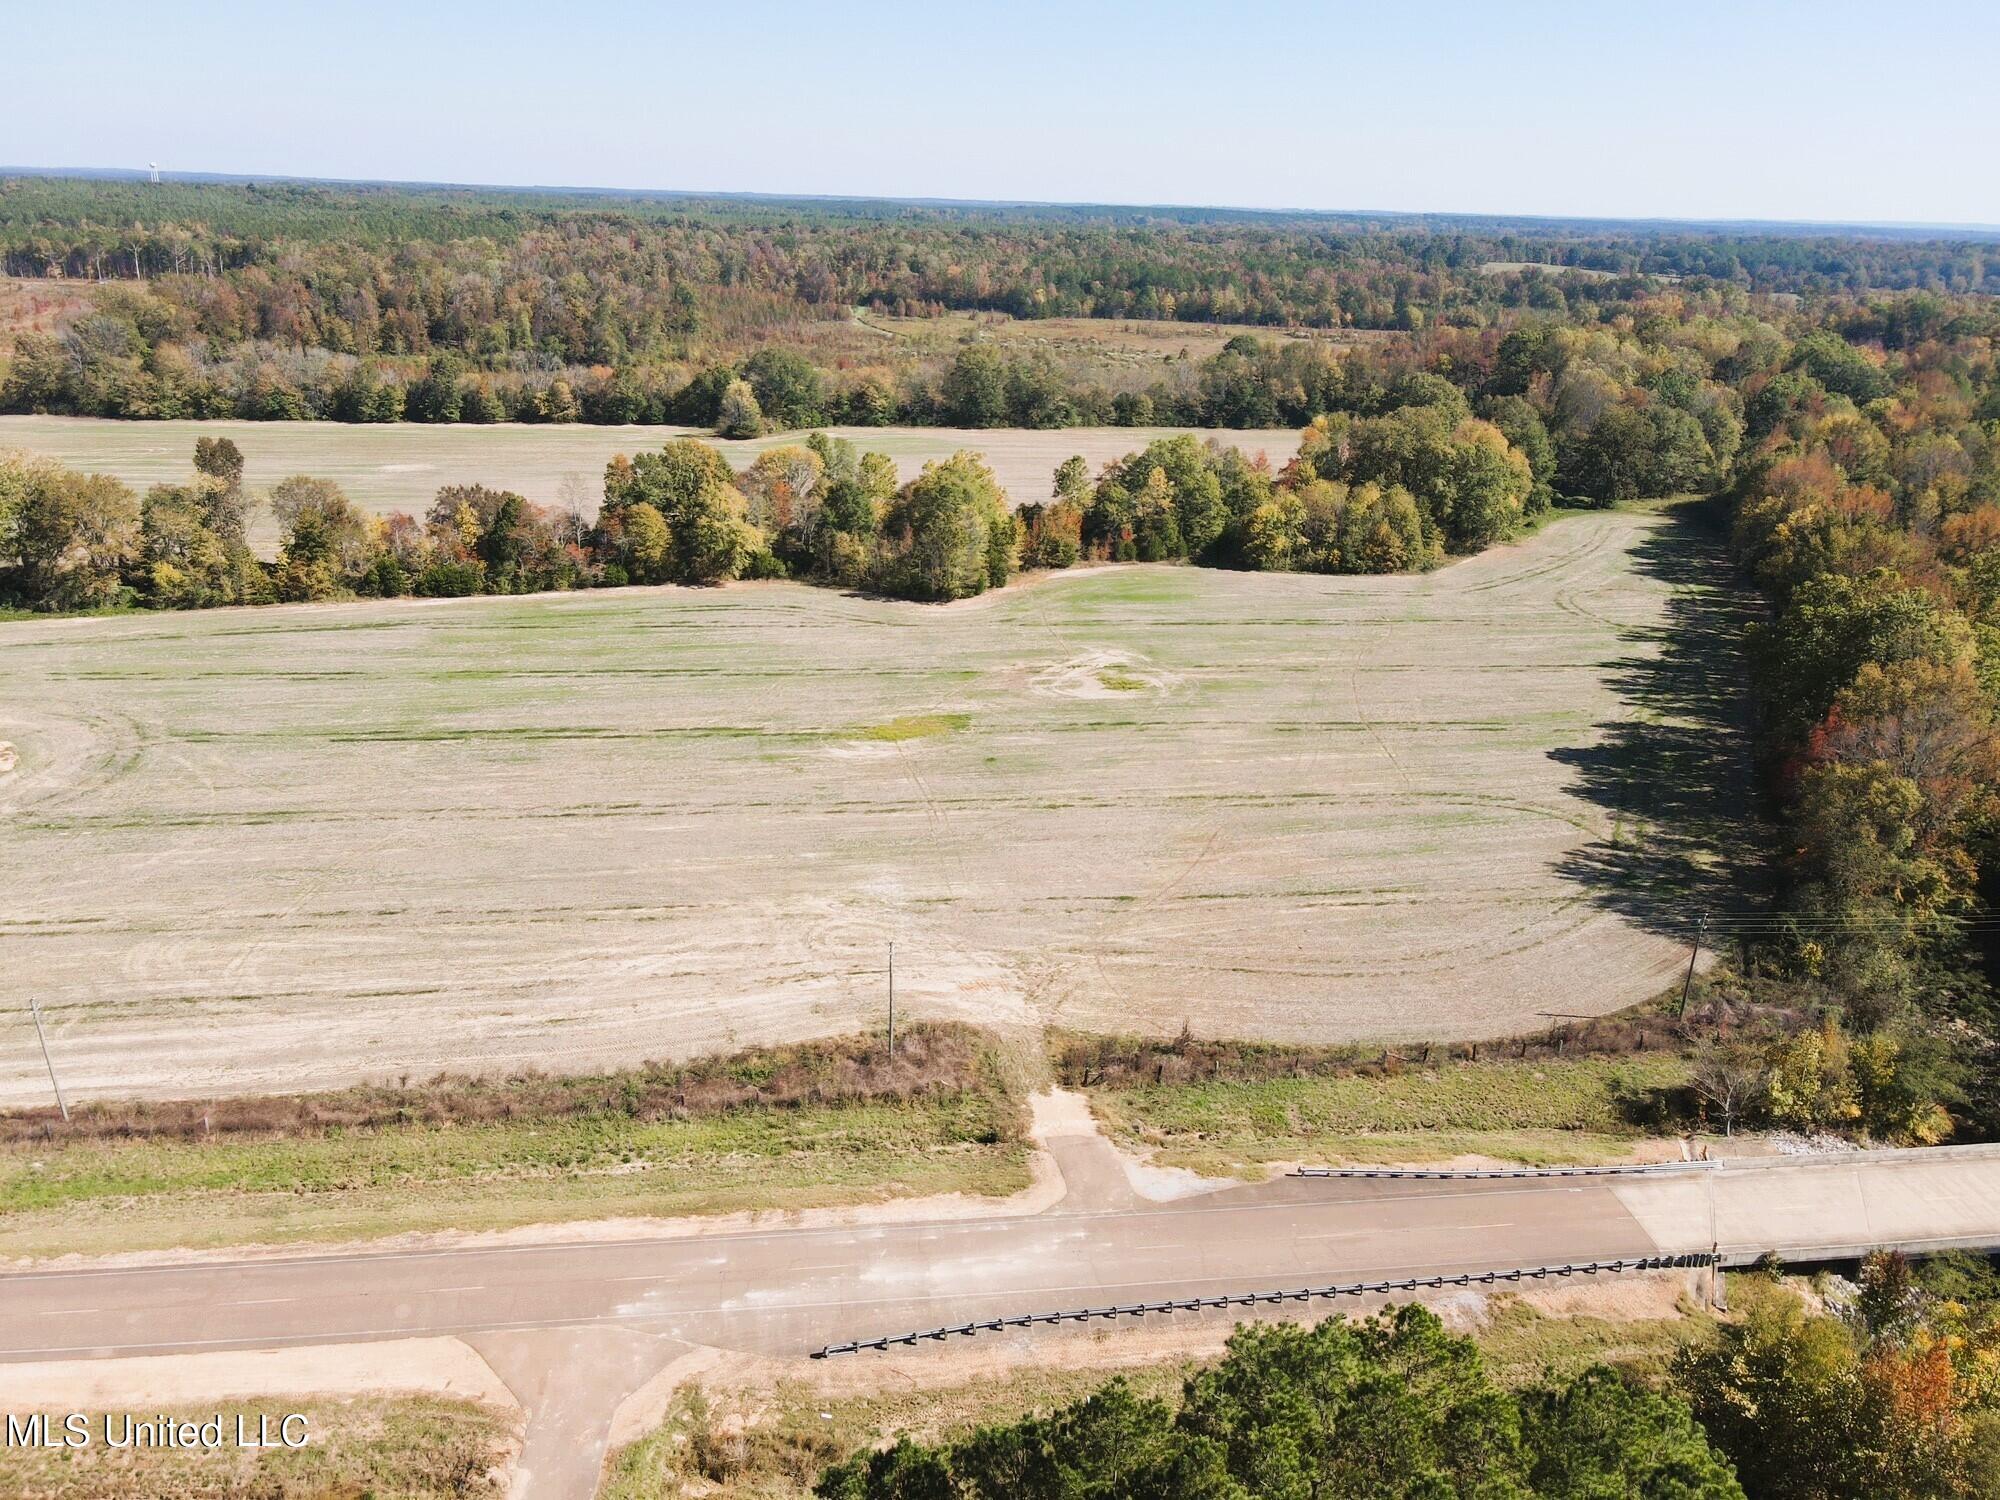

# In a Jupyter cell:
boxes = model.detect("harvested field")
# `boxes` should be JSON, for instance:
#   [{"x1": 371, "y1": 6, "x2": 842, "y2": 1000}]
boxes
[
  {"x1": 0, "y1": 415, "x2": 1300, "y2": 555},
  {"x1": 1476, "y1": 263, "x2": 1682, "y2": 284},
  {"x1": 1477, "y1": 261, "x2": 1623, "y2": 280},
  {"x1": 0, "y1": 507, "x2": 1748, "y2": 1104}
]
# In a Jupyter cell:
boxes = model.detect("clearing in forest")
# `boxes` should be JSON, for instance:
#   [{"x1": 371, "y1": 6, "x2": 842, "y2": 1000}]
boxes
[{"x1": 0, "y1": 508, "x2": 1750, "y2": 1103}]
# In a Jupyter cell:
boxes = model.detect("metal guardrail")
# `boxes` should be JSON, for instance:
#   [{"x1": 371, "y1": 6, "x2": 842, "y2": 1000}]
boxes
[
  {"x1": 1289, "y1": 1162, "x2": 1713, "y2": 1181},
  {"x1": 810, "y1": 1254, "x2": 1718, "y2": 1357}
]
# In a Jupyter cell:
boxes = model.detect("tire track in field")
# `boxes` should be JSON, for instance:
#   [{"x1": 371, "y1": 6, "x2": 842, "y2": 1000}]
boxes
[{"x1": 1457, "y1": 520, "x2": 1613, "y2": 596}]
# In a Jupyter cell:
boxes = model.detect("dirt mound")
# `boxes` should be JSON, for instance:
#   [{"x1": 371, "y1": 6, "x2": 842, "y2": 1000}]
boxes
[{"x1": 1030, "y1": 649, "x2": 1175, "y2": 699}]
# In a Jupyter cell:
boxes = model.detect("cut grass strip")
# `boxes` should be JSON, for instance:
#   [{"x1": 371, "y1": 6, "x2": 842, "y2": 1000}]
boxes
[
  {"x1": 1087, "y1": 1054, "x2": 1693, "y2": 1175},
  {"x1": 1474, "y1": 1296, "x2": 1713, "y2": 1386},
  {"x1": 0, "y1": 1094, "x2": 1028, "y2": 1259},
  {"x1": 0, "y1": 1026, "x2": 1027, "y2": 1258}
]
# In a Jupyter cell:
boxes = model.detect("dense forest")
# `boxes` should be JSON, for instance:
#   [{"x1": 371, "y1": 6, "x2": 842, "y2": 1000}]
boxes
[{"x1": 2, "y1": 176, "x2": 1998, "y2": 432}]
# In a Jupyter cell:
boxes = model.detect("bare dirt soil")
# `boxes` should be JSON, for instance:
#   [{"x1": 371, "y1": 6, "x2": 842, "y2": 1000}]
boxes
[
  {"x1": 0, "y1": 509, "x2": 1736, "y2": 1104},
  {"x1": 0, "y1": 1337, "x2": 514, "y2": 1411},
  {"x1": 0, "y1": 416, "x2": 1300, "y2": 555}
]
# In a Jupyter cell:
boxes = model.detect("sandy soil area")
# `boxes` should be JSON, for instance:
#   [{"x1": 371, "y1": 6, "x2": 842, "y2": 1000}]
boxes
[
  {"x1": 1, "y1": 511, "x2": 1722, "y2": 1104},
  {"x1": 0, "y1": 1335, "x2": 514, "y2": 1411}
]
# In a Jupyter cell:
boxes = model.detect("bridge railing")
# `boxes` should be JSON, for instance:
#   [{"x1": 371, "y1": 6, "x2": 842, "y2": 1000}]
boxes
[
  {"x1": 1287, "y1": 1162, "x2": 1714, "y2": 1181},
  {"x1": 810, "y1": 1253, "x2": 1718, "y2": 1358}
]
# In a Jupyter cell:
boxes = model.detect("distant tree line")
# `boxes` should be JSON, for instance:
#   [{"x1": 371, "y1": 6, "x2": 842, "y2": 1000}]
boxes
[
  {"x1": 0, "y1": 435, "x2": 969, "y2": 608},
  {"x1": 1, "y1": 179, "x2": 1994, "y2": 473},
  {"x1": 1021, "y1": 400, "x2": 1535, "y2": 577},
  {"x1": 5, "y1": 178, "x2": 1996, "y2": 339},
  {"x1": 0, "y1": 399, "x2": 1542, "y2": 614}
]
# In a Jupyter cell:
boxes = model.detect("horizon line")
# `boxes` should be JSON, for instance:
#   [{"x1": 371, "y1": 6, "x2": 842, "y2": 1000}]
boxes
[{"x1": 7, "y1": 164, "x2": 2000, "y2": 239}]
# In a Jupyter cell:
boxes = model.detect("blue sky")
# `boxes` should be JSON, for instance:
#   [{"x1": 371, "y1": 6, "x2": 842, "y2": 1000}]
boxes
[{"x1": 9, "y1": 0, "x2": 1997, "y2": 225}]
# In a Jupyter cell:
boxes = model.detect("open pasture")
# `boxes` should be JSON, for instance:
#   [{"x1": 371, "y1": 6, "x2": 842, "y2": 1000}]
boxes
[
  {"x1": 0, "y1": 416, "x2": 1300, "y2": 554},
  {"x1": 848, "y1": 308, "x2": 1390, "y2": 366},
  {"x1": 0, "y1": 510, "x2": 1727, "y2": 1104}
]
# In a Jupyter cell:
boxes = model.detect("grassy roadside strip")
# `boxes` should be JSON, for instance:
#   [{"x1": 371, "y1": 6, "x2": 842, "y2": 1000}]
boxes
[
  {"x1": 0, "y1": 1026, "x2": 1029, "y2": 1260},
  {"x1": 0, "y1": 1396, "x2": 513, "y2": 1499},
  {"x1": 1081, "y1": 1053, "x2": 1695, "y2": 1175},
  {"x1": 600, "y1": 1296, "x2": 1713, "y2": 1499}
]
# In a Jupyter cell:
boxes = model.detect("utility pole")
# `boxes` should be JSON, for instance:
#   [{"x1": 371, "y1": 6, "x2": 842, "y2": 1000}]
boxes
[
  {"x1": 887, "y1": 942, "x2": 896, "y2": 1060},
  {"x1": 1707, "y1": 1164, "x2": 1726, "y2": 1311},
  {"x1": 1677, "y1": 915, "x2": 1707, "y2": 1019},
  {"x1": 27, "y1": 998, "x2": 69, "y2": 1124}
]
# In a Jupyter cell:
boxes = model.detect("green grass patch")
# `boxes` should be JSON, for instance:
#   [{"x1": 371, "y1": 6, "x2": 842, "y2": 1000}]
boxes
[
  {"x1": 0, "y1": 1096, "x2": 1024, "y2": 1264},
  {"x1": 0, "y1": 1027, "x2": 1029, "y2": 1258},
  {"x1": 851, "y1": 712, "x2": 972, "y2": 741},
  {"x1": 1475, "y1": 1296, "x2": 1714, "y2": 1386},
  {"x1": 0, "y1": 1396, "x2": 511, "y2": 1499},
  {"x1": 0, "y1": 1095, "x2": 1027, "y2": 1258},
  {"x1": 1096, "y1": 668, "x2": 1149, "y2": 691},
  {"x1": 1087, "y1": 1053, "x2": 1693, "y2": 1174}
]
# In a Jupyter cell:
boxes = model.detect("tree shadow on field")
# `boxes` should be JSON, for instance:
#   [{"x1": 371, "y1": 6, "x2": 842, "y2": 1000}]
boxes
[{"x1": 1549, "y1": 502, "x2": 1774, "y2": 949}]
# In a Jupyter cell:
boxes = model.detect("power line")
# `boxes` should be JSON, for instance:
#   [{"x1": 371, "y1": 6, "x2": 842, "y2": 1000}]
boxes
[
  {"x1": 27, "y1": 998, "x2": 69, "y2": 1124},
  {"x1": 1678, "y1": 914, "x2": 1707, "y2": 1018}
]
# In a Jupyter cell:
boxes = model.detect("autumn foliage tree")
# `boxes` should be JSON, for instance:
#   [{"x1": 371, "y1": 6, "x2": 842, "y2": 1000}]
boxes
[
  {"x1": 601, "y1": 438, "x2": 760, "y2": 585},
  {"x1": 0, "y1": 454, "x2": 138, "y2": 610},
  {"x1": 1676, "y1": 1261, "x2": 2000, "y2": 1500},
  {"x1": 873, "y1": 453, "x2": 1016, "y2": 601}
]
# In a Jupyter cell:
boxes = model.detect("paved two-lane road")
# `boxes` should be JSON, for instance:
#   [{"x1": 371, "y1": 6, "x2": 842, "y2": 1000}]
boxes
[
  {"x1": 0, "y1": 1172, "x2": 1658, "y2": 1364},
  {"x1": 7, "y1": 1139, "x2": 2000, "y2": 1497}
]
